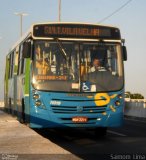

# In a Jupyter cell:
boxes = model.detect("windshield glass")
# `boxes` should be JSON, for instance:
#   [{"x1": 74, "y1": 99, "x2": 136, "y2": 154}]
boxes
[{"x1": 32, "y1": 40, "x2": 123, "y2": 92}]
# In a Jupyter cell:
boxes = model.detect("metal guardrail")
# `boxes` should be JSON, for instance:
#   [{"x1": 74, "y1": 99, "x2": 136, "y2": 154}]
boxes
[{"x1": 124, "y1": 99, "x2": 146, "y2": 118}]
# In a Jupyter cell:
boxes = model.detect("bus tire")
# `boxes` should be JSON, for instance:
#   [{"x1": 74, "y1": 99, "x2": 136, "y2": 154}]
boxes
[
  {"x1": 20, "y1": 99, "x2": 25, "y2": 124},
  {"x1": 94, "y1": 127, "x2": 107, "y2": 138},
  {"x1": 8, "y1": 98, "x2": 12, "y2": 114}
]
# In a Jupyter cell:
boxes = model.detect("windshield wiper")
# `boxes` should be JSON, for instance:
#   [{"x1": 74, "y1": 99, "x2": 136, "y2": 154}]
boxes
[{"x1": 55, "y1": 38, "x2": 67, "y2": 60}]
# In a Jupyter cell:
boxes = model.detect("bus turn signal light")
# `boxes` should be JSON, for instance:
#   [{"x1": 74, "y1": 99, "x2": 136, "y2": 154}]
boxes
[{"x1": 115, "y1": 100, "x2": 121, "y2": 106}]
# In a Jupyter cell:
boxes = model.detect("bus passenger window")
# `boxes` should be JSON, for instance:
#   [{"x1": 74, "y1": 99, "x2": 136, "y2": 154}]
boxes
[{"x1": 9, "y1": 52, "x2": 14, "y2": 78}]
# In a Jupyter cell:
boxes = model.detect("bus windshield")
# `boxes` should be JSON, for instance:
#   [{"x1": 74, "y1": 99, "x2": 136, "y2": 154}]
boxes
[{"x1": 32, "y1": 40, "x2": 123, "y2": 92}]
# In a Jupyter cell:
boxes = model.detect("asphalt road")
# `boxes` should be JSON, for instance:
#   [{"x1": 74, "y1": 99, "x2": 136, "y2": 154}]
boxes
[
  {"x1": 0, "y1": 109, "x2": 146, "y2": 160},
  {"x1": 34, "y1": 118, "x2": 146, "y2": 159}
]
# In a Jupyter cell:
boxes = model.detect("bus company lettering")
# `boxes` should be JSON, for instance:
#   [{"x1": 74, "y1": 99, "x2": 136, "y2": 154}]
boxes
[
  {"x1": 44, "y1": 26, "x2": 101, "y2": 36},
  {"x1": 50, "y1": 100, "x2": 61, "y2": 106}
]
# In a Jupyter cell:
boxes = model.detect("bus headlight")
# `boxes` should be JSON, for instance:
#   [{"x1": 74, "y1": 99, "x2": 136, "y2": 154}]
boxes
[
  {"x1": 33, "y1": 94, "x2": 39, "y2": 99},
  {"x1": 35, "y1": 100, "x2": 42, "y2": 106}
]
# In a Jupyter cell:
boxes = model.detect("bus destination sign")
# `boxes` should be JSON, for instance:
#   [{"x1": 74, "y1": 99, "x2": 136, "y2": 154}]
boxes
[{"x1": 33, "y1": 24, "x2": 121, "y2": 40}]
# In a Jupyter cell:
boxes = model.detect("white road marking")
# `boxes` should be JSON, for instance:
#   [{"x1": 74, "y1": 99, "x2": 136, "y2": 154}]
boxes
[{"x1": 108, "y1": 130, "x2": 126, "y2": 137}]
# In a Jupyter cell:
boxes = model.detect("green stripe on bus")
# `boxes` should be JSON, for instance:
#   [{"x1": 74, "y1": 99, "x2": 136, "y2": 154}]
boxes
[{"x1": 24, "y1": 59, "x2": 30, "y2": 95}]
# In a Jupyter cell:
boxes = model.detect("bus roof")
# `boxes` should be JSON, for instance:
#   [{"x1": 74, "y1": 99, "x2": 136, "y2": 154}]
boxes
[{"x1": 31, "y1": 21, "x2": 119, "y2": 29}]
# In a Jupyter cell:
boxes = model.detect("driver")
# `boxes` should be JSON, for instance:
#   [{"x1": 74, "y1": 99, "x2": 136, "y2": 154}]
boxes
[{"x1": 90, "y1": 58, "x2": 106, "y2": 72}]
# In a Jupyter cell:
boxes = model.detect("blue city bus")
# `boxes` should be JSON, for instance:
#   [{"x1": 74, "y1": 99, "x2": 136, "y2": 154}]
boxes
[{"x1": 4, "y1": 22, "x2": 127, "y2": 136}]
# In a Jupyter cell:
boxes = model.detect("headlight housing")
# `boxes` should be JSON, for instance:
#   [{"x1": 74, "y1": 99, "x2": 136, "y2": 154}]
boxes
[{"x1": 33, "y1": 94, "x2": 39, "y2": 99}]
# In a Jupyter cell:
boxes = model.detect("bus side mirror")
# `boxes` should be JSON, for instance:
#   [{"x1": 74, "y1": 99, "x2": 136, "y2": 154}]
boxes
[
  {"x1": 122, "y1": 46, "x2": 127, "y2": 61},
  {"x1": 23, "y1": 42, "x2": 31, "y2": 58}
]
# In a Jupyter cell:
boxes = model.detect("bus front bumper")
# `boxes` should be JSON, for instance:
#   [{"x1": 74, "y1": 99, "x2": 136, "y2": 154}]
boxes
[{"x1": 29, "y1": 106, "x2": 123, "y2": 128}]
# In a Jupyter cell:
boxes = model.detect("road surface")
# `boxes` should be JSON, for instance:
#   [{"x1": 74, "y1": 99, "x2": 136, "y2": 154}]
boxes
[{"x1": 0, "y1": 109, "x2": 146, "y2": 160}]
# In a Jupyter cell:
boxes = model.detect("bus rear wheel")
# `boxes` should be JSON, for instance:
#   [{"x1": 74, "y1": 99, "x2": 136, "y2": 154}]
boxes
[
  {"x1": 94, "y1": 127, "x2": 107, "y2": 137},
  {"x1": 8, "y1": 98, "x2": 12, "y2": 114}
]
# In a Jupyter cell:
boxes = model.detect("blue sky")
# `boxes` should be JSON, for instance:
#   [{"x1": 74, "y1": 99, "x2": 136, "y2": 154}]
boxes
[{"x1": 0, "y1": 0, "x2": 146, "y2": 100}]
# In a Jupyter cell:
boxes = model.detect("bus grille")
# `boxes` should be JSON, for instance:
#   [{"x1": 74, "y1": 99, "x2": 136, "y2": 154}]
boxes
[{"x1": 51, "y1": 105, "x2": 106, "y2": 114}]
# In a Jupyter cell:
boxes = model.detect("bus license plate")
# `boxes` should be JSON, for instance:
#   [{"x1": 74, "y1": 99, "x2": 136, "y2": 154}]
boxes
[{"x1": 72, "y1": 117, "x2": 88, "y2": 123}]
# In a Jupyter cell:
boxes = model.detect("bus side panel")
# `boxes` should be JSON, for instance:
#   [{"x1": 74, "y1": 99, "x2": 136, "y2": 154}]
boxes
[
  {"x1": 4, "y1": 57, "x2": 15, "y2": 114},
  {"x1": 16, "y1": 59, "x2": 31, "y2": 123},
  {"x1": 16, "y1": 74, "x2": 25, "y2": 120}
]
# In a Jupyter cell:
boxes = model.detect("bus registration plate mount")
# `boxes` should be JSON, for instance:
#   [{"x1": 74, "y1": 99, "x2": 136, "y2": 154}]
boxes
[{"x1": 72, "y1": 117, "x2": 88, "y2": 123}]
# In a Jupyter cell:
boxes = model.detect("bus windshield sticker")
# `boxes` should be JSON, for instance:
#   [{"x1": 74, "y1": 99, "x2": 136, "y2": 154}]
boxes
[
  {"x1": 72, "y1": 83, "x2": 79, "y2": 89},
  {"x1": 91, "y1": 85, "x2": 96, "y2": 92}
]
